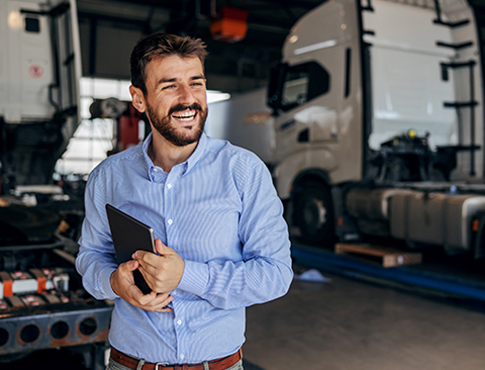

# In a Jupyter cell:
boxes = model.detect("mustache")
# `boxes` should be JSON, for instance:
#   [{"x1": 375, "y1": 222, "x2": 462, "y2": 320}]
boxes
[{"x1": 169, "y1": 103, "x2": 203, "y2": 116}]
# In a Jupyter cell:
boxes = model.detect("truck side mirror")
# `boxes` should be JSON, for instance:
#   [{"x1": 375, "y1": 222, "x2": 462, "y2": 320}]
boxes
[{"x1": 267, "y1": 62, "x2": 287, "y2": 114}]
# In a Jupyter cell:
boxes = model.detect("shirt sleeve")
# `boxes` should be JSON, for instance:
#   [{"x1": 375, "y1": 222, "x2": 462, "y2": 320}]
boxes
[
  {"x1": 75, "y1": 169, "x2": 119, "y2": 301},
  {"x1": 177, "y1": 157, "x2": 293, "y2": 309}
]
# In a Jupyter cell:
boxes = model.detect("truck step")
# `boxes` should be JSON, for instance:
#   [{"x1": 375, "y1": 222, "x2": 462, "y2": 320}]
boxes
[{"x1": 334, "y1": 243, "x2": 422, "y2": 267}]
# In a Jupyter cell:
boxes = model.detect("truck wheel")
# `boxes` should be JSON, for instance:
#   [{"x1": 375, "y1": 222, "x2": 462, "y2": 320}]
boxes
[{"x1": 294, "y1": 180, "x2": 335, "y2": 247}]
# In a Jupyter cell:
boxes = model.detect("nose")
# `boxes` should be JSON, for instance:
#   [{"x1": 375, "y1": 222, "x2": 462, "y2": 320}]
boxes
[{"x1": 178, "y1": 83, "x2": 197, "y2": 105}]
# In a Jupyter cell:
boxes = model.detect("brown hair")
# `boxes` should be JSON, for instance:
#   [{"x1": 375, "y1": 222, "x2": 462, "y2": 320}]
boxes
[{"x1": 130, "y1": 33, "x2": 208, "y2": 94}]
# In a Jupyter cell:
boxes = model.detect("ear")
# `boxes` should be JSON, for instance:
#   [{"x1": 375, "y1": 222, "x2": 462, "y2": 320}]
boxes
[{"x1": 130, "y1": 85, "x2": 147, "y2": 113}]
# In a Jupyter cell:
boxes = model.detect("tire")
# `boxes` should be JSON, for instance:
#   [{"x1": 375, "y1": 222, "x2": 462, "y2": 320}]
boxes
[{"x1": 294, "y1": 180, "x2": 335, "y2": 247}]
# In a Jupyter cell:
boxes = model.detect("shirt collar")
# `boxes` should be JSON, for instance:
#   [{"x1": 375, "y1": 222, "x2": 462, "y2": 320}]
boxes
[
  {"x1": 142, "y1": 132, "x2": 155, "y2": 177},
  {"x1": 142, "y1": 132, "x2": 208, "y2": 177}
]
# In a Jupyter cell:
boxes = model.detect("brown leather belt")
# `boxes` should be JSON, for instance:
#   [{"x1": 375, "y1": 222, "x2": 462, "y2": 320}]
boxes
[{"x1": 110, "y1": 346, "x2": 243, "y2": 370}]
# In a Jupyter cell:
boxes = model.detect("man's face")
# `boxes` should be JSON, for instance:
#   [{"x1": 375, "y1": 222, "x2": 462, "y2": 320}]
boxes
[{"x1": 138, "y1": 55, "x2": 208, "y2": 147}]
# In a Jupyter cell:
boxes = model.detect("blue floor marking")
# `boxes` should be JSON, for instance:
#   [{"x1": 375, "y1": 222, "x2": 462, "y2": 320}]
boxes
[{"x1": 291, "y1": 244, "x2": 485, "y2": 301}]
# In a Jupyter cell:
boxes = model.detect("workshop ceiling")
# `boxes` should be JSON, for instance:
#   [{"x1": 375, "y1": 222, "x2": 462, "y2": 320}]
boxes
[{"x1": 76, "y1": 0, "x2": 325, "y2": 94}]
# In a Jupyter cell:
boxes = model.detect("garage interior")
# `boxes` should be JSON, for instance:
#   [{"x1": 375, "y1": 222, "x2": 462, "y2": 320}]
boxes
[{"x1": 2, "y1": 0, "x2": 485, "y2": 369}]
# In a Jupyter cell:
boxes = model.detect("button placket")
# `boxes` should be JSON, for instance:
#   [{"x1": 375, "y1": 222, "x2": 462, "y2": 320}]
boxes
[
  {"x1": 150, "y1": 166, "x2": 167, "y2": 183},
  {"x1": 165, "y1": 177, "x2": 173, "y2": 229}
]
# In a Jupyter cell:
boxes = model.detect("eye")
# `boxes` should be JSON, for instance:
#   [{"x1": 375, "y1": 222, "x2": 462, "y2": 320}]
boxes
[{"x1": 162, "y1": 84, "x2": 176, "y2": 90}]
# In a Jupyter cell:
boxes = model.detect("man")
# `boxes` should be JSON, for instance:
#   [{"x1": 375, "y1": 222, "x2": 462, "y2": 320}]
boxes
[{"x1": 76, "y1": 33, "x2": 293, "y2": 370}]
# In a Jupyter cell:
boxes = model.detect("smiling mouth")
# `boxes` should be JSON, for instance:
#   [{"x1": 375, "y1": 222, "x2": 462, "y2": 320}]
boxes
[{"x1": 172, "y1": 110, "x2": 197, "y2": 122}]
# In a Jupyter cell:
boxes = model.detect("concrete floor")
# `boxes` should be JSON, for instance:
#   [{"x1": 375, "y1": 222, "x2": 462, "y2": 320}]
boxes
[
  {"x1": 3, "y1": 269, "x2": 485, "y2": 370},
  {"x1": 244, "y1": 273, "x2": 485, "y2": 370}
]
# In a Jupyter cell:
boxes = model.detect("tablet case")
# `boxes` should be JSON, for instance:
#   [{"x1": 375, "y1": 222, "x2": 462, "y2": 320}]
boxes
[{"x1": 106, "y1": 203, "x2": 155, "y2": 294}]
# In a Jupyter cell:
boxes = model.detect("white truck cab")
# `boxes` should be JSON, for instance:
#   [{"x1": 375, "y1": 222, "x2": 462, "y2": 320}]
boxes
[{"x1": 264, "y1": 0, "x2": 483, "y2": 247}]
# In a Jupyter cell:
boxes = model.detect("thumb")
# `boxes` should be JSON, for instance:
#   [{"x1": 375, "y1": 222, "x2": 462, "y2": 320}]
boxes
[
  {"x1": 155, "y1": 238, "x2": 170, "y2": 255},
  {"x1": 120, "y1": 259, "x2": 139, "y2": 272}
]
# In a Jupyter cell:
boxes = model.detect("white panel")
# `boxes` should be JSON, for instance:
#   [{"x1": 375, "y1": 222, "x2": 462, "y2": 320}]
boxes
[{"x1": 369, "y1": 47, "x2": 456, "y2": 149}]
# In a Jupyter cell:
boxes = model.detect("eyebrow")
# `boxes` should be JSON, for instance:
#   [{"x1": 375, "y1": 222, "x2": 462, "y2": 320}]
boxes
[{"x1": 157, "y1": 75, "x2": 206, "y2": 85}]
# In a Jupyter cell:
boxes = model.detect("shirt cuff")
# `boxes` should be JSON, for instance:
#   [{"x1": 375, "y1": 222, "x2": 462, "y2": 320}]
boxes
[
  {"x1": 99, "y1": 266, "x2": 119, "y2": 300},
  {"x1": 177, "y1": 260, "x2": 209, "y2": 297}
]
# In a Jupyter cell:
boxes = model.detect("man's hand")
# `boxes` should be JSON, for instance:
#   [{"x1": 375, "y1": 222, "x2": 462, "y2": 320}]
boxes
[
  {"x1": 110, "y1": 259, "x2": 173, "y2": 312},
  {"x1": 132, "y1": 239, "x2": 185, "y2": 294}
]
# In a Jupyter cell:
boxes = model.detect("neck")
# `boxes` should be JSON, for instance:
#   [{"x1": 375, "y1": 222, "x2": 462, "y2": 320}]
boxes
[{"x1": 148, "y1": 130, "x2": 198, "y2": 173}]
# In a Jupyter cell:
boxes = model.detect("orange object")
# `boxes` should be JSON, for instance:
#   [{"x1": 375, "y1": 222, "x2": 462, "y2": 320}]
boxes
[
  {"x1": 118, "y1": 104, "x2": 142, "y2": 151},
  {"x1": 337, "y1": 216, "x2": 343, "y2": 227},
  {"x1": 30, "y1": 269, "x2": 47, "y2": 293},
  {"x1": 211, "y1": 6, "x2": 248, "y2": 42},
  {"x1": 0, "y1": 272, "x2": 13, "y2": 297}
]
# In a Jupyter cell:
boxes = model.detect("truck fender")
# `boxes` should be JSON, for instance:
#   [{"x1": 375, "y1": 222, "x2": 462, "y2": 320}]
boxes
[{"x1": 273, "y1": 149, "x2": 337, "y2": 200}]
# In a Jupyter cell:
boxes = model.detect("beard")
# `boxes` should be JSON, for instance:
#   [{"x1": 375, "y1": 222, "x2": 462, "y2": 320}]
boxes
[{"x1": 146, "y1": 102, "x2": 208, "y2": 147}]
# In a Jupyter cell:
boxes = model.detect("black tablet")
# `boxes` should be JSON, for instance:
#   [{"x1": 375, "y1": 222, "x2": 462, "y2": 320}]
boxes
[{"x1": 106, "y1": 203, "x2": 156, "y2": 294}]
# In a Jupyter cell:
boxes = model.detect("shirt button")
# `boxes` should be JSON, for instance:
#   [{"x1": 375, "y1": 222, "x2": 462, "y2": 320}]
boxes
[
  {"x1": 172, "y1": 290, "x2": 177, "y2": 295},
  {"x1": 153, "y1": 168, "x2": 158, "y2": 172},
  {"x1": 167, "y1": 183, "x2": 172, "y2": 189},
  {"x1": 180, "y1": 354, "x2": 185, "y2": 360},
  {"x1": 177, "y1": 319, "x2": 182, "y2": 325},
  {"x1": 168, "y1": 219, "x2": 173, "y2": 225}
]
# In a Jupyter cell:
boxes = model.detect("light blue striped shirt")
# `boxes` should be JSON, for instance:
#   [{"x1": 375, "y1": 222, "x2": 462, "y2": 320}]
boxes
[{"x1": 76, "y1": 132, "x2": 293, "y2": 364}]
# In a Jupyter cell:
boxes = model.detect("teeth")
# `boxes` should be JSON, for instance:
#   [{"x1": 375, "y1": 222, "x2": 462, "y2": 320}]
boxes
[{"x1": 173, "y1": 110, "x2": 196, "y2": 120}]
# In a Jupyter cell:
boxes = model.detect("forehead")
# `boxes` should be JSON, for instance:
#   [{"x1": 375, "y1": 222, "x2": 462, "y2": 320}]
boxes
[{"x1": 145, "y1": 55, "x2": 204, "y2": 83}]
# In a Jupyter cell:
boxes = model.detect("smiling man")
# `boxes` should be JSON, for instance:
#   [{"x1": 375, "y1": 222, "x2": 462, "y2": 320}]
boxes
[{"x1": 76, "y1": 33, "x2": 293, "y2": 370}]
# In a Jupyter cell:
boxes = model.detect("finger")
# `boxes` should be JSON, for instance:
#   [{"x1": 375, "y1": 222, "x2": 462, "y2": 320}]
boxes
[
  {"x1": 147, "y1": 293, "x2": 173, "y2": 306},
  {"x1": 138, "y1": 293, "x2": 172, "y2": 311},
  {"x1": 137, "y1": 259, "x2": 163, "y2": 279},
  {"x1": 135, "y1": 256, "x2": 165, "y2": 290},
  {"x1": 153, "y1": 294, "x2": 173, "y2": 312},
  {"x1": 156, "y1": 293, "x2": 174, "y2": 306},
  {"x1": 127, "y1": 284, "x2": 145, "y2": 302},
  {"x1": 135, "y1": 253, "x2": 169, "y2": 278},
  {"x1": 156, "y1": 306, "x2": 172, "y2": 313},
  {"x1": 133, "y1": 251, "x2": 163, "y2": 269},
  {"x1": 137, "y1": 290, "x2": 159, "y2": 306},
  {"x1": 135, "y1": 250, "x2": 162, "y2": 266}
]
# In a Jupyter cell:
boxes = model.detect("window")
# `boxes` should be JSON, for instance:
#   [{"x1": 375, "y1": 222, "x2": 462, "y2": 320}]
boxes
[
  {"x1": 280, "y1": 62, "x2": 330, "y2": 111},
  {"x1": 54, "y1": 78, "x2": 127, "y2": 176},
  {"x1": 24, "y1": 17, "x2": 40, "y2": 33}
]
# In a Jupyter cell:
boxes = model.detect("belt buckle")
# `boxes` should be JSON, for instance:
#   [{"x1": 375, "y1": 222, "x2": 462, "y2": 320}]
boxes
[{"x1": 155, "y1": 362, "x2": 169, "y2": 370}]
